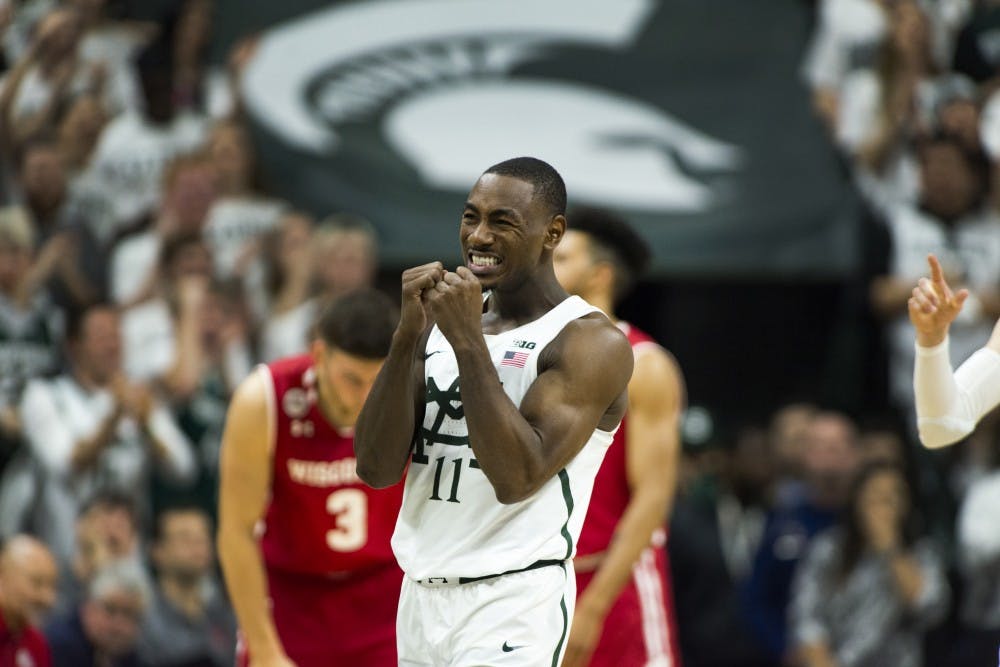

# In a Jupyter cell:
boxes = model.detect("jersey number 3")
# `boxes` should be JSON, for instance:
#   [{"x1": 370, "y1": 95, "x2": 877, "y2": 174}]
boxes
[{"x1": 326, "y1": 489, "x2": 367, "y2": 551}]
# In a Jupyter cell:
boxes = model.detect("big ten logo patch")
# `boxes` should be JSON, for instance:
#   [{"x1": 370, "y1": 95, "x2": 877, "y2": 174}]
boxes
[{"x1": 512, "y1": 340, "x2": 536, "y2": 349}]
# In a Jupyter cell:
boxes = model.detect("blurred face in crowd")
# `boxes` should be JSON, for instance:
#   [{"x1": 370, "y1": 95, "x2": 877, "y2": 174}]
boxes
[
  {"x1": 73, "y1": 503, "x2": 139, "y2": 586},
  {"x1": 802, "y1": 412, "x2": 860, "y2": 506},
  {"x1": 856, "y1": 468, "x2": 909, "y2": 535},
  {"x1": 82, "y1": 588, "x2": 144, "y2": 656},
  {"x1": 315, "y1": 230, "x2": 376, "y2": 298},
  {"x1": 768, "y1": 403, "x2": 815, "y2": 478},
  {"x1": 553, "y1": 230, "x2": 608, "y2": 301},
  {"x1": 0, "y1": 537, "x2": 58, "y2": 630},
  {"x1": 20, "y1": 145, "x2": 67, "y2": 214},
  {"x1": 311, "y1": 344, "x2": 384, "y2": 428},
  {"x1": 72, "y1": 308, "x2": 122, "y2": 386},
  {"x1": 163, "y1": 163, "x2": 218, "y2": 234},
  {"x1": 152, "y1": 510, "x2": 213, "y2": 585},
  {"x1": 277, "y1": 212, "x2": 313, "y2": 270},
  {"x1": 920, "y1": 141, "x2": 982, "y2": 221},
  {"x1": 209, "y1": 123, "x2": 254, "y2": 194}
]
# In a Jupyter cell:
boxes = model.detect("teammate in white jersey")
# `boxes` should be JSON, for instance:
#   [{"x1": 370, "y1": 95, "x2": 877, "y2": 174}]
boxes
[
  {"x1": 909, "y1": 252, "x2": 1000, "y2": 447},
  {"x1": 355, "y1": 156, "x2": 633, "y2": 666}
]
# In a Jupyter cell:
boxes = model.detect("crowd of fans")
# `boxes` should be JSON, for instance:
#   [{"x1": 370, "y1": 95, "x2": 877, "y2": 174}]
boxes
[
  {"x1": 0, "y1": 1, "x2": 378, "y2": 664},
  {"x1": 669, "y1": 2, "x2": 1000, "y2": 666},
  {"x1": 0, "y1": 0, "x2": 1000, "y2": 666}
]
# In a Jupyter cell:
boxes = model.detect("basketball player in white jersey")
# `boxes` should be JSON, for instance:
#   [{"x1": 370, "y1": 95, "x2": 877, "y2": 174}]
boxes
[
  {"x1": 354, "y1": 157, "x2": 634, "y2": 666},
  {"x1": 910, "y1": 252, "x2": 1000, "y2": 447}
]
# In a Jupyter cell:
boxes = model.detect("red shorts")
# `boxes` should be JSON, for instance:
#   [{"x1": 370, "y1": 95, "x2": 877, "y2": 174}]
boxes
[
  {"x1": 575, "y1": 547, "x2": 682, "y2": 667},
  {"x1": 237, "y1": 562, "x2": 403, "y2": 667}
]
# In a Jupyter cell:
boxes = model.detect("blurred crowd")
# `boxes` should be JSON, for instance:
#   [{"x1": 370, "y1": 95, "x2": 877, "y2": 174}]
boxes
[
  {"x1": 0, "y1": 0, "x2": 379, "y2": 664},
  {"x1": 0, "y1": 0, "x2": 1000, "y2": 666},
  {"x1": 671, "y1": 1, "x2": 1000, "y2": 666}
]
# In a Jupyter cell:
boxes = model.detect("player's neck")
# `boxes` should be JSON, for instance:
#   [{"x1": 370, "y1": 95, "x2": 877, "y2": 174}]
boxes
[{"x1": 486, "y1": 271, "x2": 568, "y2": 326}]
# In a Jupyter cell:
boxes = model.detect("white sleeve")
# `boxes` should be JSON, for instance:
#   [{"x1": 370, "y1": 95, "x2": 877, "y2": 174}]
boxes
[
  {"x1": 914, "y1": 337, "x2": 1000, "y2": 448},
  {"x1": 19, "y1": 380, "x2": 79, "y2": 477}
]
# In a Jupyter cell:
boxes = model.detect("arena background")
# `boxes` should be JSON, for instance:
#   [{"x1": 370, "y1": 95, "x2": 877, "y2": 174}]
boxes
[
  {"x1": 115, "y1": 0, "x2": 883, "y2": 429},
  {"x1": 172, "y1": 0, "x2": 875, "y2": 430}
]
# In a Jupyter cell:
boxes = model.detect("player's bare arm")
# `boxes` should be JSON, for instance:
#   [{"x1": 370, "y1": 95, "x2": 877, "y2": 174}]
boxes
[
  {"x1": 427, "y1": 268, "x2": 632, "y2": 503},
  {"x1": 216, "y1": 370, "x2": 294, "y2": 667},
  {"x1": 355, "y1": 261, "x2": 444, "y2": 488},
  {"x1": 563, "y1": 346, "x2": 684, "y2": 667},
  {"x1": 908, "y1": 253, "x2": 970, "y2": 347}
]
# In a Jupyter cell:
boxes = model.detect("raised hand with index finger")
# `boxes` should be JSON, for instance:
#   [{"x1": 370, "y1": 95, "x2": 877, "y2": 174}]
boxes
[{"x1": 908, "y1": 253, "x2": 970, "y2": 347}]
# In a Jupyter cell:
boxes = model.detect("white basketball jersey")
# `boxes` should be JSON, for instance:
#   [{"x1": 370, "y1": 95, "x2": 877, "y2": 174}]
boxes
[{"x1": 392, "y1": 295, "x2": 618, "y2": 580}]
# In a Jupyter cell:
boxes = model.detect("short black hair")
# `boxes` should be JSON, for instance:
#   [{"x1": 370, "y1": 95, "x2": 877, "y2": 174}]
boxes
[
  {"x1": 78, "y1": 489, "x2": 139, "y2": 528},
  {"x1": 315, "y1": 288, "x2": 398, "y2": 359},
  {"x1": 567, "y1": 206, "x2": 652, "y2": 302},
  {"x1": 483, "y1": 157, "x2": 567, "y2": 217},
  {"x1": 151, "y1": 504, "x2": 210, "y2": 544},
  {"x1": 65, "y1": 302, "x2": 115, "y2": 344}
]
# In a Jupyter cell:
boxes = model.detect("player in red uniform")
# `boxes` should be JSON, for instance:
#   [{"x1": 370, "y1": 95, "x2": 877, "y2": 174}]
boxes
[
  {"x1": 554, "y1": 208, "x2": 685, "y2": 667},
  {"x1": 217, "y1": 289, "x2": 402, "y2": 667}
]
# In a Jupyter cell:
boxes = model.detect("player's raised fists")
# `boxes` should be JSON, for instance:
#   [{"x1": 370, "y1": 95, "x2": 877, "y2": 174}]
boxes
[
  {"x1": 908, "y1": 253, "x2": 969, "y2": 347},
  {"x1": 399, "y1": 262, "x2": 445, "y2": 338},
  {"x1": 425, "y1": 267, "x2": 484, "y2": 345}
]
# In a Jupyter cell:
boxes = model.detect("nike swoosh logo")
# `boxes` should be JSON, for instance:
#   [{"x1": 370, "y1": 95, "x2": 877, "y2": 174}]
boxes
[
  {"x1": 423, "y1": 350, "x2": 443, "y2": 360},
  {"x1": 502, "y1": 642, "x2": 525, "y2": 652}
]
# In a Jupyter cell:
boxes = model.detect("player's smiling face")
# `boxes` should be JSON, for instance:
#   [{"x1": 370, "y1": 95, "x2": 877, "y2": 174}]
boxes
[{"x1": 461, "y1": 174, "x2": 552, "y2": 290}]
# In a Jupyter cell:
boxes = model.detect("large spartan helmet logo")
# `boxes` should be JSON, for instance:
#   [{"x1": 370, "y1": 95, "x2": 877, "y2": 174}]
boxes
[{"x1": 242, "y1": 0, "x2": 743, "y2": 212}]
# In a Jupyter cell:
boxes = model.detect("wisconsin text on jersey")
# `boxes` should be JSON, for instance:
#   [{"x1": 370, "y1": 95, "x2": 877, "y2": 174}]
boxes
[{"x1": 287, "y1": 457, "x2": 361, "y2": 487}]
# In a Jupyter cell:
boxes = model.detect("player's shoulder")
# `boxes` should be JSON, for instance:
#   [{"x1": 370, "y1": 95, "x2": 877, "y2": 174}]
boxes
[{"x1": 546, "y1": 310, "x2": 632, "y2": 370}]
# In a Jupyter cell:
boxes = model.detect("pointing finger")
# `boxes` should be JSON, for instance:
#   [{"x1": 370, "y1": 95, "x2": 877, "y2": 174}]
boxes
[{"x1": 928, "y1": 254, "x2": 946, "y2": 287}]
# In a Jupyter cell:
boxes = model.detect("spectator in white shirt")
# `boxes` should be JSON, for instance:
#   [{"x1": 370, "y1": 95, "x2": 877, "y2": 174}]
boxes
[
  {"x1": 110, "y1": 152, "x2": 218, "y2": 307},
  {"x1": 85, "y1": 40, "x2": 207, "y2": 236},
  {"x1": 202, "y1": 120, "x2": 285, "y2": 281},
  {"x1": 18, "y1": 303, "x2": 194, "y2": 568}
]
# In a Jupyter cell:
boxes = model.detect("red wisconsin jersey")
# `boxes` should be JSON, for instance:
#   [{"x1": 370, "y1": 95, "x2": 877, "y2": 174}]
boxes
[
  {"x1": 260, "y1": 355, "x2": 403, "y2": 575},
  {"x1": 577, "y1": 322, "x2": 659, "y2": 556}
]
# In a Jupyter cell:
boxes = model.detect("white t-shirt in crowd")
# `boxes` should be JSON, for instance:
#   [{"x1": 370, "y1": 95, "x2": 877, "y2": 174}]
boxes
[
  {"x1": 109, "y1": 230, "x2": 159, "y2": 305},
  {"x1": 87, "y1": 110, "x2": 208, "y2": 232},
  {"x1": 203, "y1": 197, "x2": 285, "y2": 279},
  {"x1": 121, "y1": 297, "x2": 174, "y2": 382}
]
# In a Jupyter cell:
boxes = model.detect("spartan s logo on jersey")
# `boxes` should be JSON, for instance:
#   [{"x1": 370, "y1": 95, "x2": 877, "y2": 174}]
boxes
[{"x1": 241, "y1": 0, "x2": 743, "y2": 213}]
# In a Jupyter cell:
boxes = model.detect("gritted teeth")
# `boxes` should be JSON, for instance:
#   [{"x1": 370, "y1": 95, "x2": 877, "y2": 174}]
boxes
[{"x1": 470, "y1": 253, "x2": 501, "y2": 267}]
